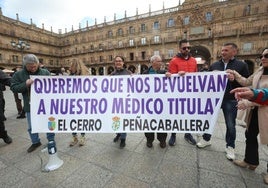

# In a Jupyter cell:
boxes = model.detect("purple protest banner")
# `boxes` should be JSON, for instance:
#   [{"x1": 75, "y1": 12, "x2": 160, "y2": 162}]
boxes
[{"x1": 30, "y1": 72, "x2": 227, "y2": 134}]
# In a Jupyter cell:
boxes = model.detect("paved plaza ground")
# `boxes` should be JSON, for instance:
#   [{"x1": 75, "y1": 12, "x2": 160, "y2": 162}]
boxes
[{"x1": 0, "y1": 88, "x2": 268, "y2": 188}]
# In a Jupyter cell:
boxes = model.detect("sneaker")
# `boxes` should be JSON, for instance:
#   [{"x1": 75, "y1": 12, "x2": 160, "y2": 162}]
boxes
[
  {"x1": 197, "y1": 138, "x2": 211, "y2": 148},
  {"x1": 168, "y1": 135, "x2": 176, "y2": 146},
  {"x1": 27, "y1": 142, "x2": 41, "y2": 153},
  {"x1": 263, "y1": 173, "x2": 268, "y2": 184},
  {"x1": 225, "y1": 146, "x2": 235, "y2": 160},
  {"x1": 69, "y1": 136, "x2": 78, "y2": 147},
  {"x1": 146, "y1": 141, "x2": 153, "y2": 148},
  {"x1": 3, "y1": 135, "x2": 12, "y2": 144},
  {"x1": 120, "y1": 139, "x2": 126, "y2": 148},
  {"x1": 79, "y1": 136, "x2": 85, "y2": 146},
  {"x1": 159, "y1": 141, "x2": 166, "y2": 148},
  {"x1": 184, "y1": 134, "x2": 197, "y2": 145},
  {"x1": 113, "y1": 134, "x2": 120, "y2": 142}
]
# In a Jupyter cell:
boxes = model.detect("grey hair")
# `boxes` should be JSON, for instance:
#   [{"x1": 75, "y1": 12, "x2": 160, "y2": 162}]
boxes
[
  {"x1": 23, "y1": 54, "x2": 39, "y2": 66},
  {"x1": 150, "y1": 55, "x2": 161, "y2": 63}
]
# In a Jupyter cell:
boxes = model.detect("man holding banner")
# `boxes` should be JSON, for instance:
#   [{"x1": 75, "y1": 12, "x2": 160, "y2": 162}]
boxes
[
  {"x1": 11, "y1": 54, "x2": 56, "y2": 153},
  {"x1": 142, "y1": 55, "x2": 167, "y2": 148},
  {"x1": 167, "y1": 39, "x2": 198, "y2": 146},
  {"x1": 196, "y1": 43, "x2": 249, "y2": 161}
]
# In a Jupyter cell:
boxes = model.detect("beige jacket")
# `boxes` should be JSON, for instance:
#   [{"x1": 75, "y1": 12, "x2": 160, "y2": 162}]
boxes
[{"x1": 233, "y1": 67, "x2": 268, "y2": 144}]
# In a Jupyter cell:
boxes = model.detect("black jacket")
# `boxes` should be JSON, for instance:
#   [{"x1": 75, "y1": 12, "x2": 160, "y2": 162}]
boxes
[
  {"x1": 0, "y1": 70, "x2": 11, "y2": 121},
  {"x1": 210, "y1": 58, "x2": 249, "y2": 100}
]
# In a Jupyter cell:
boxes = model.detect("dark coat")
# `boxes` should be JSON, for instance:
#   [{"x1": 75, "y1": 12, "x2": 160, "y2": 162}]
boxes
[
  {"x1": 0, "y1": 70, "x2": 11, "y2": 121},
  {"x1": 11, "y1": 67, "x2": 50, "y2": 112},
  {"x1": 210, "y1": 58, "x2": 249, "y2": 100}
]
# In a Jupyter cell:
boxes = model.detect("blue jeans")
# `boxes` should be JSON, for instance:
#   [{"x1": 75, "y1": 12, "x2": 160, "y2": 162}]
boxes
[
  {"x1": 221, "y1": 99, "x2": 237, "y2": 148},
  {"x1": 26, "y1": 112, "x2": 55, "y2": 144},
  {"x1": 202, "y1": 99, "x2": 237, "y2": 148},
  {"x1": 117, "y1": 133, "x2": 126, "y2": 139}
]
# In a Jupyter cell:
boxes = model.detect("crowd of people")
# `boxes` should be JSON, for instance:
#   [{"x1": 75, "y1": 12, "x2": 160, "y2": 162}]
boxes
[{"x1": 0, "y1": 41, "x2": 267, "y2": 184}]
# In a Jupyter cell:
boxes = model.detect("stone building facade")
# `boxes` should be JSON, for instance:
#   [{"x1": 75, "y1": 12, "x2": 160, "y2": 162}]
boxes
[{"x1": 0, "y1": 0, "x2": 267, "y2": 75}]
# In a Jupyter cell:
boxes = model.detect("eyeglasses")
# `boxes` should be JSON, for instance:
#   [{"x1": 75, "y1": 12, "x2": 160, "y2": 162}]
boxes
[
  {"x1": 182, "y1": 46, "x2": 191, "y2": 50},
  {"x1": 260, "y1": 54, "x2": 268, "y2": 59},
  {"x1": 115, "y1": 60, "x2": 123, "y2": 62}
]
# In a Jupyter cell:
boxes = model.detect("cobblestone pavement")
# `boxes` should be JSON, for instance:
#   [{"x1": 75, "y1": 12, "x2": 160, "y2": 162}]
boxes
[{"x1": 0, "y1": 88, "x2": 268, "y2": 188}]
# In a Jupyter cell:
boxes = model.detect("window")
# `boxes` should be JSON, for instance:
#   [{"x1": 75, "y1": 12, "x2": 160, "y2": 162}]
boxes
[
  {"x1": 206, "y1": 12, "x2": 212, "y2": 22},
  {"x1": 0, "y1": 53, "x2": 2, "y2": 61},
  {"x1": 99, "y1": 56, "x2": 103, "y2": 62},
  {"x1": 153, "y1": 21, "x2": 160, "y2": 30},
  {"x1": 153, "y1": 51, "x2": 160, "y2": 56},
  {"x1": 208, "y1": 28, "x2": 212, "y2": 37},
  {"x1": 141, "y1": 38, "x2": 146, "y2": 45},
  {"x1": 154, "y1": 36, "x2": 160, "y2": 43},
  {"x1": 167, "y1": 18, "x2": 174, "y2": 27},
  {"x1": 108, "y1": 42, "x2": 113, "y2": 49},
  {"x1": 90, "y1": 57, "x2": 94, "y2": 63},
  {"x1": 141, "y1": 24, "x2": 146, "y2": 32},
  {"x1": 118, "y1": 41, "x2": 123, "y2": 48},
  {"x1": 118, "y1": 28, "x2": 123, "y2": 36},
  {"x1": 12, "y1": 55, "x2": 19, "y2": 62},
  {"x1": 243, "y1": 43, "x2": 252, "y2": 52},
  {"x1": 108, "y1": 30, "x2": 113, "y2": 38},
  {"x1": 129, "y1": 39, "x2": 134, "y2": 46},
  {"x1": 141, "y1": 51, "x2": 146, "y2": 60},
  {"x1": 99, "y1": 44, "x2": 103, "y2": 50},
  {"x1": 49, "y1": 60, "x2": 53, "y2": 66},
  {"x1": 168, "y1": 50, "x2": 174, "y2": 58},
  {"x1": 183, "y1": 16, "x2": 190, "y2": 25},
  {"x1": 244, "y1": 5, "x2": 251, "y2": 16},
  {"x1": 130, "y1": 53, "x2": 134, "y2": 61},
  {"x1": 108, "y1": 55, "x2": 113, "y2": 61},
  {"x1": 90, "y1": 45, "x2": 94, "y2": 51},
  {"x1": 129, "y1": 26, "x2": 135, "y2": 34},
  {"x1": 183, "y1": 31, "x2": 187, "y2": 39}
]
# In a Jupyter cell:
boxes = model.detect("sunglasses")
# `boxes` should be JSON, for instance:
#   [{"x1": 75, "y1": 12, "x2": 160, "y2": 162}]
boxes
[
  {"x1": 260, "y1": 54, "x2": 268, "y2": 59},
  {"x1": 182, "y1": 46, "x2": 191, "y2": 50}
]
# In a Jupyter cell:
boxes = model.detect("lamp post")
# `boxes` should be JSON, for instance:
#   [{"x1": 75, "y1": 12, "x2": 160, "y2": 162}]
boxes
[{"x1": 10, "y1": 39, "x2": 30, "y2": 60}]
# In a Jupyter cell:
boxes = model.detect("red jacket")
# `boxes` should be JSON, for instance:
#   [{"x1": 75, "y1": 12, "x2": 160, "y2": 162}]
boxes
[{"x1": 168, "y1": 55, "x2": 197, "y2": 73}]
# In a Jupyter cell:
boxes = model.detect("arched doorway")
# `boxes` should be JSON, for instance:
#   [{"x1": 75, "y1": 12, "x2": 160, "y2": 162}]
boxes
[
  {"x1": 107, "y1": 66, "x2": 114, "y2": 75},
  {"x1": 98, "y1": 67, "x2": 104, "y2": 75},
  {"x1": 91, "y1": 67, "x2": 96, "y2": 75},
  {"x1": 190, "y1": 46, "x2": 211, "y2": 71},
  {"x1": 128, "y1": 65, "x2": 136, "y2": 73},
  {"x1": 140, "y1": 64, "x2": 148, "y2": 73}
]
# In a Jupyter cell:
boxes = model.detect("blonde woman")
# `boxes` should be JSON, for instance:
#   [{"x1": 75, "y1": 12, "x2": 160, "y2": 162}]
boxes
[{"x1": 69, "y1": 60, "x2": 89, "y2": 146}]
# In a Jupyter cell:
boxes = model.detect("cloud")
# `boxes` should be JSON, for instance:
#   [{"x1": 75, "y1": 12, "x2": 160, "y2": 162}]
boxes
[{"x1": 0, "y1": 0, "x2": 182, "y2": 32}]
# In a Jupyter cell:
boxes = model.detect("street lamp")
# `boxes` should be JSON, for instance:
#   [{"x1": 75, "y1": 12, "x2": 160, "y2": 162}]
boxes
[
  {"x1": 11, "y1": 39, "x2": 30, "y2": 51},
  {"x1": 10, "y1": 39, "x2": 30, "y2": 63}
]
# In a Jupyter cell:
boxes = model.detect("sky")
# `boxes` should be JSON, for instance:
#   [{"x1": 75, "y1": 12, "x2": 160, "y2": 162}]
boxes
[{"x1": 0, "y1": 0, "x2": 185, "y2": 33}]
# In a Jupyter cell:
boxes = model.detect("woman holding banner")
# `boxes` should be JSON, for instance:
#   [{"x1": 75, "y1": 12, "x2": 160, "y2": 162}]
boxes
[
  {"x1": 227, "y1": 47, "x2": 268, "y2": 185},
  {"x1": 110, "y1": 56, "x2": 132, "y2": 148},
  {"x1": 68, "y1": 60, "x2": 89, "y2": 147}
]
